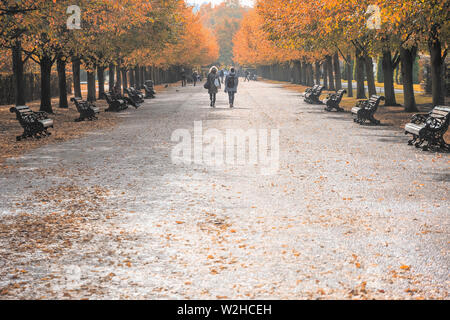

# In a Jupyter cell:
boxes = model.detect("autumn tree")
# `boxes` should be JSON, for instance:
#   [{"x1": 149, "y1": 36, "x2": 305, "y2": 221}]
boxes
[
  {"x1": 0, "y1": 0, "x2": 219, "y2": 110},
  {"x1": 198, "y1": 2, "x2": 248, "y2": 65}
]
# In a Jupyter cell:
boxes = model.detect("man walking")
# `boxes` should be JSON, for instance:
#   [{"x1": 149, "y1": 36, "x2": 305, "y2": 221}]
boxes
[
  {"x1": 244, "y1": 70, "x2": 250, "y2": 82},
  {"x1": 192, "y1": 70, "x2": 198, "y2": 87},
  {"x1": 224, "y1": 67, "x2": 239, "y2": 108},
  {"x1": 219, "y1": 68, "x2": 225, "y2": 84},
  {"x1": 181, "y1": 68, "x2": 187, "y2": 87}
]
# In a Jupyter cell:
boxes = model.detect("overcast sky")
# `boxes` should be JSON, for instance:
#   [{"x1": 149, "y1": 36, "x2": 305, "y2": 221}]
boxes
[{"x1": 186, "y1": 0, "x2": 255, "y2": 7}]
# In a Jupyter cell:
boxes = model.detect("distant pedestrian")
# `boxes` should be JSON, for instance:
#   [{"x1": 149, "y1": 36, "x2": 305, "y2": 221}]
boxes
[
  {"x1": 219, "y1": 69, "x2": 225, "y2": 84},
  {"x1": 205, "y1": 66, "x2": 221, "y2": 108},
  {"x1": 224, "y1": 67, "x2": 239, "y2": 108},
  {"x1": 244, "y1": 70, "x2": 250, "y2": 82},
  {"x1": 192, "y1": 70, "x2": 198, "y2": 87},
  {"x1": 181, "y1": 68, "x2": 187, "y2": 87}
]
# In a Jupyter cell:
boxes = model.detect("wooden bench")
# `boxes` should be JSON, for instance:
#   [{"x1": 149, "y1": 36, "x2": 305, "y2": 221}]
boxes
[
  {"x1": 304, "y1": 85, "x2": 324, "y2": 104},
  {"x1": 124, "y1": 88, "x2": 143, "y2": 108},
  {"x1": 9, "y1": 105, "x2": 53, "y2": 141},
  {"x1": 143, "y1": 80, "x2": 155, "y2": 99},
  {"x1": 324, "y1": 89, "x2": 347, "y2": 112},
  {"x1": 71, "y1": 97, "x2": 100, "y2": 122},
  {"x1": 130, "y1": 87, "x2": 144, "y2": 101},
  {"x1": 304, "y1": 85, "x2": 319, "y2": 95},
  {"x1": 104, "y1": 92, "x2": 128, "y2": 112},
  {"x1": 351, "y1": 95, "x2": 385, "y2": 125},
  {"x1": 405, "y1": 106, "x2": 450, "y2": 151}
]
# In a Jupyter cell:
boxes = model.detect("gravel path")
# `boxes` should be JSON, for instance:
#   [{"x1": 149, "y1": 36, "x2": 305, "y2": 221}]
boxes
[{"x1": 0, "y1": 81, "x2": 448, "y2": 299}]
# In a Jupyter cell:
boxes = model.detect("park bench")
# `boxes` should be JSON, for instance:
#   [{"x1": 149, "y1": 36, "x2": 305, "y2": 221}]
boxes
[
  {"x1": 143, "y1": 80, "x2": 156, "y2": 99},
  {"x1": 303, "y1": 85, "x2": 318, "y2": 100},
  {"x1": 404, "y1": 106, "x2": 450, "y2": 151},
  {"x1": 323, "y1": 89, "x2": 347, "y2": 112},
  {"x1": 9, "y1": 105, "x2": 53, "y2": 141},
  {"x1": 104, "y1": 92, "x2": 128, "y2": 112},
  {"x1": 129, "y1": 87, "x2": 145, "y2": 101},
  {"x1": 304, "y1": 85, "x2": 324, "y2": 104},
  {"x1": 304, "y1": 85, "x2": 319, "y2": 94},
  {"x1": 71, "y1": 97, "x2": 100, "y2": 122},
  {"x1": 351, "y1": 95, "x2": 385, "y2": 125},
  {"x1": 112, "y1": 90, "x2": 139, "y2": 109},
  {"x1": 124, "y1": 87, "x2": 143, "y2": 108}
]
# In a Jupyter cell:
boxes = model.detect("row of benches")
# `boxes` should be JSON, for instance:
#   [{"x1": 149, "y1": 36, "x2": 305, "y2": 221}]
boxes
[
  {"x1": 10, "y1": 82, "x2": 156, "y2": 142},
  {"x1": 302, "y1": 85, "x2": 450, "y2": 152},
  {"x1": 304, "y1": 85, "x2": 384, "y2": 124}
]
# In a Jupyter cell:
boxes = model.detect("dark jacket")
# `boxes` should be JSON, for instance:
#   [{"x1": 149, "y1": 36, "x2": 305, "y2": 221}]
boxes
[
  {"x1": 224, "y1": 71, "x2": 239, "y2": 93},
  {"x1": 207, "y1": 72, "x2": 220, "y2": 94}
]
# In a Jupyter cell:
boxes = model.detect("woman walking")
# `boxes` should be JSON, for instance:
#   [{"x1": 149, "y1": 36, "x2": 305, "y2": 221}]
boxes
[
  {"x1": 224, "y1": 67, "x2": 239, "y2": 108},
  {"x1": 206, "y1": 66, "x2": 221, "y2": 108}
]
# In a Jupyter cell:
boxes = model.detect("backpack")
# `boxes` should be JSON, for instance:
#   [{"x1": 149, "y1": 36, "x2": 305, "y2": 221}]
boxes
[{"x1": 227, "y1": 76, "x2": 235, "y2": 89}]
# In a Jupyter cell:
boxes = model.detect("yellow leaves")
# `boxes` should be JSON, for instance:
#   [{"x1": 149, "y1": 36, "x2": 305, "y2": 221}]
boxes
[{"x1": 400, "y1": 265, "x2": 410, "y2": 271}]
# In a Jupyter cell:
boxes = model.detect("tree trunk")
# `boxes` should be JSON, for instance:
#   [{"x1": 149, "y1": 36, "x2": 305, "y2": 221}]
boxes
[
  {"x1": 323, "y1": 62, "x2": 328, "y2": 89},
  {"x1": 364, "y1": 54, "x2": 377, "y2": 96},
  {"x1": 400, "y1": 46, "x2": 418, "y2": 112},
  {"x1": 57, "y1": 56, "x2": 68, "y2": 108},
  {"x1": 108, "y1": 63, "x2": 115, "y2": 92},
  {"x1": 424, "y1": 63, "x2": 432, "y2": 94},
  {"x1": 116, "y1": 63, "x2": 122, "y2": 94},
  {"x1": 306, "y1": 63, "x2": 314, "y2": 86},
  {"x1": 141, "y1": 66, "x2": 146, "y2": 85},
  {"x1": 297, "y1": 61, "x2": 302, "y2": 84},
  {"x1": 346, "y1": 55, "x2": 353, "y2": 97},
  {"x1": 302, "y1": 61, "x2": 309, "y2": 85},
  {"x1": 135, "y1": 66, "x2": 140, "y2": 88},
  {"x1": 333, "y1": 52, "x2": 342, "y2": 90},
  {"x1": 87, "y1": 69, "x2": 96, "y2": 102},
  {"x1": 12, "y1": 40, "x2": 25, "y2": 106},
  {"x1": 429, "y1": 37, "x2": 445, "y2": 105},
  {"x1": 97, "y1": 66, "x2": 105, "y2": 99},
  {"x1": 40, "y1": 55, "x2": 53, "y2": 113},
  {"x1": 129, "y1": 69, "x2": 135, "y2": 87},
  {"x1": 122, "y1": 68, "x2": 128, "y2": 89},
  {"x1": 355, "y1": 47, "x2": 366, "y2": 99},
  {"x1": 315, "y1": 61, "x2": 321, "y2": 85},
  {"x1": 292, "y1": 64, "x2": 296, "y2": 83},
  {"x1": 326, "y1": 55, "x2": 335, "y2": 91},
  {"x1": 294, "y1": 60, "x2": 301, "y2": 84},
  {"x1": 382, "y1": 48, "x2": 398, "y2": 106},
  {"x1": 72, "y1": 56, "x2": 82, "y2": 98}
]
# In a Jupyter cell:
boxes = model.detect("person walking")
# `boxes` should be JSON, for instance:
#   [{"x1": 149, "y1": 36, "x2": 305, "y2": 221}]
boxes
[
  {"x1": 244, "y1": 70, "x2": 250, "y2": 82},
  {"x1": 224, "y1": 67, "x2": 239, "y2": 108},
  {"x1": 206, "y1": 66, "x2": 221, "y2": 108},
  {"x1": 192, "y1": 70, "x2": 198, "y2": 87},
  {"x1": 180, "y1": 68, "x2": 187, "y2": 87},
  {"x1": 219, "y1": 68, "x2": 225, "y2": 84}
]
